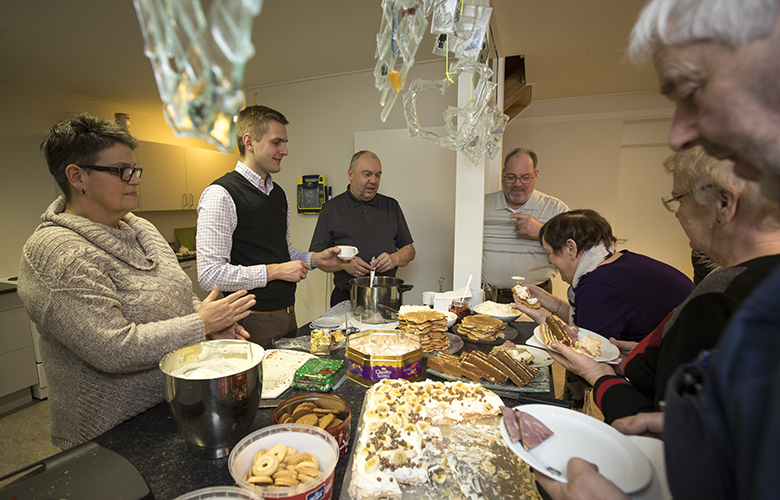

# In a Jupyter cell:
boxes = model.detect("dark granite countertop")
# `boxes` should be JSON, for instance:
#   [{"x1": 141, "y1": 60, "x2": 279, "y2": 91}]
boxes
[{"x1": 91, "y1": 320, "x2": 557, "y2": 499}]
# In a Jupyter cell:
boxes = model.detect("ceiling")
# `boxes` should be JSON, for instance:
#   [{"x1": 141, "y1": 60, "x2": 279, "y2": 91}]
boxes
[{"x1": 0, "y1": 0, "x2": 659, "y2": 114}]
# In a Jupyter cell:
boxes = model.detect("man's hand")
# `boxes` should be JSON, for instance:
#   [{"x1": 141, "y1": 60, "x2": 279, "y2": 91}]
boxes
[
  {"x1": 267, "y1": 261, "x2": 310, "y2": 282},
  {"x1": 341, "y1": 256, "x2": 373, "y2": 277},
  {"x1": 548, "y1": 343, "x2": 617, "y2": 386},
  {"x1": 612, "y1": 412, "x2": 664, "y2": 440},
  {"x1": 510, "y1": 213, "x2": 544, "y2": 238},
  {"x1": 198, "y1": 287, "x2": 255, "y2": 335},
  {"x1": 374, "y1": 252, "x2": 395, "y2": 273},
  {"x1": 536, "y1": 458, "x2": 629, "y2": 500},
  {"x1": 311, "y1": 246, "x2": 342, "y2": 269}
]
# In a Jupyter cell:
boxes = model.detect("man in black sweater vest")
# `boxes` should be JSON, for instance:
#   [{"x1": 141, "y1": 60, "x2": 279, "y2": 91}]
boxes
[{"x1": 197, "y1": 105, "x2": 340, "y2": 347}]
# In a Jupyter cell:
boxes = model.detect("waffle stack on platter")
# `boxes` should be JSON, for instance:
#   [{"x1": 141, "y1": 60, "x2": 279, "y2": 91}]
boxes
[
  {"x1": 458, "y1": 314, "x2": 506, "y2": 342},
  {"x1": 428, "y1": 350, "x2": 540, "y2": 389},
  {"x1": 397, "y1": 310, "x2": 449, "y2": 353}
]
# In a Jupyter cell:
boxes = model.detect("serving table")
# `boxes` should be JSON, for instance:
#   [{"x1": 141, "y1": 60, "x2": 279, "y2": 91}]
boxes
[{"x1": 89, "y1": 320, "x2": 557, "y2": 500}]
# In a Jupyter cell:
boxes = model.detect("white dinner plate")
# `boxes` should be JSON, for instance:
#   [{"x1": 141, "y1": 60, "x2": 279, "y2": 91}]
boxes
[
  {"x1": 310, "y1": 315, "x2": 343, "y2": 329},
  {"x1": 500, "y1": 405, "x2": 652, "y2": 494},
  {"x1": 531, "y1": 325, "x2": 619, "y2": 363}
]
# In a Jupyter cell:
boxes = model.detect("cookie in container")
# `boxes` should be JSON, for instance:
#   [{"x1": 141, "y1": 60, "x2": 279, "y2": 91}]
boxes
[
  {"x1": 345, "y1": 330, "x2": 422, "y2": 386},
  {"x1": 274, "y1": 393, "x2": 352, "y2": 459}
]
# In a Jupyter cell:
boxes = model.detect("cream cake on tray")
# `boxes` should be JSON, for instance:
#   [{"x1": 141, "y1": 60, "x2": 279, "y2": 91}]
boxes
[{"x1": 348, "y1": 378, "x2": 506, "y2": 500}]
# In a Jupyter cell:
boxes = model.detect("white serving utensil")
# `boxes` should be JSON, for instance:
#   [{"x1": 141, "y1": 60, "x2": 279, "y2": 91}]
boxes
[{"x1": 369, "y1": 257, "x2": 376, "y2": 287}]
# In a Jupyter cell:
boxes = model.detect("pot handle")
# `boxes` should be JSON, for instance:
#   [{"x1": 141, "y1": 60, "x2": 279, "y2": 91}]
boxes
[{"x1": 399, "y1": 284, "x2": 414, "y2": 293}]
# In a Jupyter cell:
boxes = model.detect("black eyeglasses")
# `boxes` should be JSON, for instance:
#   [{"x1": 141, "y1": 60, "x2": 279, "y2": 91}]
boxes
[
  {"x1": 503, "y1": 173, "x2": 536, "y2": 185},
  {"x1": 80, "y1": 165, "x2": 143, "y2": 182}
]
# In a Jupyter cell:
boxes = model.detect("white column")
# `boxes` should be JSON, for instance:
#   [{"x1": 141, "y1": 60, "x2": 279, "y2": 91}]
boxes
[{"x1": 452, "y1": 71, "x2": 486, "y2": 300}]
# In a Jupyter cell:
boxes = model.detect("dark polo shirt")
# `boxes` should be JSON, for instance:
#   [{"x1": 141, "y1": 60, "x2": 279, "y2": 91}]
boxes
[{"x1": 309, "y1": 187, "x2": 413, "y2": 290}]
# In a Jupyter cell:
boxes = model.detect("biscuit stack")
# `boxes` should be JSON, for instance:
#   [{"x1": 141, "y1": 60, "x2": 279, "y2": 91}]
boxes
[
  {"x1": 457, "y1": 314, "x2": 506, "y2": 342},
  {"x1": 277, "y1": 401, "x2": 343, "y2": 430},
  {"x1": 397, "y1": 310, "x2": 450, "y2": 353}
]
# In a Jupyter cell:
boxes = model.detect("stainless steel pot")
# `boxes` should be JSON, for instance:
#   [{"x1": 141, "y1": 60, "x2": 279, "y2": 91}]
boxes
[
  {"x1": 349, "y1": 276, "x2": 413, "y2": 323},
  {"x1": 159, "y1": 340, "x2": 264, "y2": 459}
]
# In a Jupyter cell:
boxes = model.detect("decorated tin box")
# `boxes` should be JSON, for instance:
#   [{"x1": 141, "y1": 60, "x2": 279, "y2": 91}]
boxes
[{"x1": 345, "y1": 330, "x2": 422, "y2": 386}]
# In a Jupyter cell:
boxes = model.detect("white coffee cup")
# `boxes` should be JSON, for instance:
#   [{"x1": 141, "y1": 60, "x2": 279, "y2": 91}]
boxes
[{"x1": 337, "y1": 245, "x2": 358, "y2": 260}]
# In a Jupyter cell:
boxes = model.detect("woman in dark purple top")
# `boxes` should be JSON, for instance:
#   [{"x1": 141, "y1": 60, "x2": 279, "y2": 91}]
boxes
[
  {"x1": 516, "y1": 209, "x2": 694, "y2": 342},
  {"x1": 571, "y1": 250, "x2": 694, "y2": 341}
]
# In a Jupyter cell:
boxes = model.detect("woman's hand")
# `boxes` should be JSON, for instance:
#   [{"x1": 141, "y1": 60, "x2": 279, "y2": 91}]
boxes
[
  {"x1": 548, "y1": 343, "x2": 616, "y2": 386},
  {"x1": 525, "y1": 284, "x2": 559, "y2": 310},
  {"x1": 535, "y1": 458, "x2": 629, "y2": 500},
  {"x1": 208, "y1": 323, "x2": 251, "y2": 341},
  {"x1": 609, "y1": 339, "x2": 637, "y2": 375},
  {"x1": 198, "y1": 286, "x2": 255, "y2": 335},
  {"x1": 512, "y1": 301, "x2": 551, "y2": 324}
]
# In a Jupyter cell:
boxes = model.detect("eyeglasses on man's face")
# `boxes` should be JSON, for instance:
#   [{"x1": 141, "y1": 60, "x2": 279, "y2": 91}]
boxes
[
  {"x1": 80, "y1": 165, "x2": 143, "y2": 182},
  {"x1": 503, "y1": 173, "x2": 536, "y2": 185}
]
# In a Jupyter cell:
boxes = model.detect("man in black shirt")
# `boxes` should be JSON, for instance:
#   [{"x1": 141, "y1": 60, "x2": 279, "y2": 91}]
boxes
[{"x1": 309, "y1": 151, "x2": 415, "y2": 306}]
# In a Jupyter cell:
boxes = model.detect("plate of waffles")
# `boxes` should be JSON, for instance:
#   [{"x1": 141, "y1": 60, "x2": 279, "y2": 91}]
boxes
[
  {"x1": 421, "y1": 331, "x2": 463, "y2": 358},
  {"x1": 530, "y1": 325, "x2": 619, "y2": 364}
]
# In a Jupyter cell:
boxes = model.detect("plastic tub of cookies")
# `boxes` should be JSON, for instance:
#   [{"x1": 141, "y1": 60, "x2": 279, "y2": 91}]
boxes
[
  {"x1": 173, "y1": 486, "x2": 263, "y2": 499},
  {"x1": 345, "y1": 330, "x2": 422, "y2": 386},
  {"x1": 273, "y1": 393, "x2": 352, "y2": 459},
  {"x1": 228, "y1": 424, "x2": 339, "y2": 500}
]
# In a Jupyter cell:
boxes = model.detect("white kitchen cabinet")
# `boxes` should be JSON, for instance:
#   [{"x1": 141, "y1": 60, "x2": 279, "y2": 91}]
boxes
[
  {"x1": 0, "y1": 291, "x2": 37, "y2": 411},
  {"x1": 135, "y1": 141, "x2": 187, "y2": 211},
  {"x1": 135, "y1": 141, "x2": 237, "y2": 211}
]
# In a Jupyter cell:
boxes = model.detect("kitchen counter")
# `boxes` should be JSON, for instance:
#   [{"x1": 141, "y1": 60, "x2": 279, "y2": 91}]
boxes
[{"x1": 90, "y1": 321, "x2": 555, "y2": 499}]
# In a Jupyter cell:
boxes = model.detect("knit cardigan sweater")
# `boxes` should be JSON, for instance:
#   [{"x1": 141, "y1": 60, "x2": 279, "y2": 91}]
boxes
[{"x1": 18, "y1": 197, "x2": 206, "y2": 449}]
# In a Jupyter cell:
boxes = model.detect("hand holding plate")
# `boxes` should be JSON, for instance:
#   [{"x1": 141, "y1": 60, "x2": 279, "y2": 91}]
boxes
[
  {"x1": 535, "y1": 457, "x2": 629, "y2": 500},
  {"x1": 548, "y1": 343, "x2": 616, "y2": 386},
  {"x1": 611, "y1": 412, "x2": 664, "y2": 440}
]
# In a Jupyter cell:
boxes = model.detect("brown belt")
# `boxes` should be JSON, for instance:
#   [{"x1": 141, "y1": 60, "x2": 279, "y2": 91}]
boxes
[{"x1": 251, "y1": 305, "x2": 294, "y2": 315}]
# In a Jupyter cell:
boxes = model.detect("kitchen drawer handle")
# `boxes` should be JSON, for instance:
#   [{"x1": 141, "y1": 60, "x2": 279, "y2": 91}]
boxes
[{"x1": 182, "y1": 193, "x2": 186, "y2": 208}]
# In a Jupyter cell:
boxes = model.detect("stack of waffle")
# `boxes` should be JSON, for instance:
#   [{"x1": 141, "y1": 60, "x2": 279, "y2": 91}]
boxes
[
  {"x1": 397, "y1": 310, "x2": 449, "y2": 353},
  {"x1": 427, "y1": 350, "x2": 540, "y2": 388},
  {"x1": 458, "y1": 314, "x2": 506, "y2": 342}
]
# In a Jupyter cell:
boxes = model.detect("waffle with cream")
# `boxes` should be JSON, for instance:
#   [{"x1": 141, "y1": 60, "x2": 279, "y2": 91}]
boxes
[{"x1": 512, "y1": 284, "x2": 541, "y2": 308}]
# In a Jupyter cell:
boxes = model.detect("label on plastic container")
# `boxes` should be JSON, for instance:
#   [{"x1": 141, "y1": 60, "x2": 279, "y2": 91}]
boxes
[{"x1": 346, "y1": 359, "x2": 422, "y2": 382}]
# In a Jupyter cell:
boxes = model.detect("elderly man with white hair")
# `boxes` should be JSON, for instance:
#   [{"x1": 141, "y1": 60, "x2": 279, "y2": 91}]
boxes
[{"x1": 536, "y1": 1, "x2": 780, "y2": 499}]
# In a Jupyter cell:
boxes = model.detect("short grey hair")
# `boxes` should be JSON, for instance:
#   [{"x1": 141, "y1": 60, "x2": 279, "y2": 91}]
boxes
[
  {"x1": 629, "y1": 0, "x2": 780, "y2": 63},
  {"x1": 349, "y1": 150, "x2": 379, "y2": 171},
  {"x1": 503, "y1": 148, "x2": 538, "y2": 172}
]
